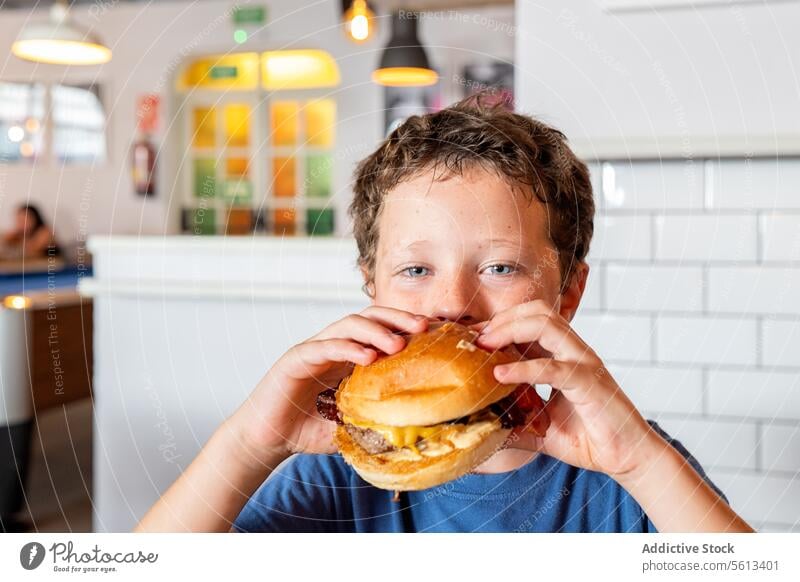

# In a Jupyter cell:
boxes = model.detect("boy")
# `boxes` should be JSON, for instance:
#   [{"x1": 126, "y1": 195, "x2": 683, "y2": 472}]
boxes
[{"x1": 136, "y1": 97, "x2": 753, "y2": 533}]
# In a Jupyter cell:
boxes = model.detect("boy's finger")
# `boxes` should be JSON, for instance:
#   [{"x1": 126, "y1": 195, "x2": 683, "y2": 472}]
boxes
[
  {"x1": 360, "y1": 305, "x2": 430, "y2": 333},
  {"x1": 311, "y1": 307, "x2": 426, "y2": 339},
  {"x1": 478, "y1": 314, "x2": 593, "y2": 363},
  {"x1": 493, "y1": 358, "x2": 597, "y2": 401},
  {"x1": 283, "y1": 339, "x2": 377, "y2": 381},
  {"x1": 480, "y1": 299, "x2": 558, "y2": 334},
  {"x1": 316, "y1": 317, "x2": 407, "y2": 355}
]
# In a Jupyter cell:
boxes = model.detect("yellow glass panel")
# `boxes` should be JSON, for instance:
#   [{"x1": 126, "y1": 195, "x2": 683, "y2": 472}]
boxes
[
  {"x1": 193, "y1": 107, "x2": 215, "y2": 148},
  {"x1": 305, "y1": 99, "x2": 335, "y2": 147},
  {"x1": 227, "y1": 157, "x2": 249, "y2": 177},
  {"x1": 273, "y1": 157, "x2": 295, "y2": 197},
  {"x1": 177, "y1": 52, "x2": 259, "y2": 91},
  {"x1": 224, "y1": 104, "x2": 250, "y2": 147},
  {"x1": 262, "y1": 50, "x2": 340, "y2": 90},
  {"x1": 271, "y1": 101, "x2": 298, "y2": 146}
]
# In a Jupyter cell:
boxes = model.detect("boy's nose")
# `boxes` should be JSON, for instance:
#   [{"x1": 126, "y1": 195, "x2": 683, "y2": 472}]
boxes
[{"x1": 429, "y1": 290, "x2": 483, "y2": 326}]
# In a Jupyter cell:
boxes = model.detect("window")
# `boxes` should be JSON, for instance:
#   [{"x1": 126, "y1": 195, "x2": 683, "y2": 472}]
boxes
[
  {"x1": 0, "y1": 81, "x2": 107, "y2": 164},
  {"x1": 0, "y1": 81, "x2": 45, "y2": 162},
  {"x1": 52, "y1": 84, "x2": 107, "y2": 163},
  {"x1": 177, "y1": 51, "x2": 339, "y2": 237}
]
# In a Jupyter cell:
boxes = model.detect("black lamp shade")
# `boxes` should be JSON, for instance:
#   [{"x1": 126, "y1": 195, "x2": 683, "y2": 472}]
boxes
[{"x1": 379, "y1": 13, "x2": 431, "y2": 70}]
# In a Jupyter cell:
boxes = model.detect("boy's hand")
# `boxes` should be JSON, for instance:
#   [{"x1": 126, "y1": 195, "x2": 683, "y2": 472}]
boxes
[
  {"x1": 473, "y1": 300, "x2": 654, "y2": 481},
  {"x1": 230, "y1": 307, "x2": 429, "y2": 468}
]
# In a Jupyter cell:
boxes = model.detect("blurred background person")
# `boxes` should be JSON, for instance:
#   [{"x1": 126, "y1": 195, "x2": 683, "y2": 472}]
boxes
[{"x1": 1, "y1": 204, "x2": 60, "y2": 261}]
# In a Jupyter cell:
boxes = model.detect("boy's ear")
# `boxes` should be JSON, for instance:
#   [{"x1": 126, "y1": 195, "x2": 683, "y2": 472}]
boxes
[
  {"x1": 359, "y1": 264, "x2": 376, "y2": 304},
  {"x1": 558, "y1": 262, "x2": 589, "y2": 323}
]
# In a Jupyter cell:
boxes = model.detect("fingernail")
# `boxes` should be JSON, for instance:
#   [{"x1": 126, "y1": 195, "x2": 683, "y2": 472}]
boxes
[
  {"x1": 494, "y1": 365, "x2": 508, "y2": 379},
  {"x1": 414, "y1": 315, "x2": 427, "y2": 321}
]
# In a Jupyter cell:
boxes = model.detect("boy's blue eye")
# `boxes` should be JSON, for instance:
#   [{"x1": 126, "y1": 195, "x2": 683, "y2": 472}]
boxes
[
  {"x1": 485, "y1": 264, "x2": 517, "y2": 276},
  {"x1": 402, "y1": 266, "x2": 429, "y2": 278}
]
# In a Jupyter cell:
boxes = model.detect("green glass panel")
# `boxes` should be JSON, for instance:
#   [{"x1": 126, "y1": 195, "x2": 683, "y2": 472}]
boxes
[
  {"x1": 210, "y1": 66, "x2": 238, "y2": 79},
  {"x1": 223, "y1": 180, "x2": 253, "y2": 205},
  {"x1": 189, "y1": 207, "x2": 216, "y2": 235},
  {"x1": 306, "y1": 208, "x2": 334, "y2": 236},
  {"x1": 194, "y1": 159, "x2": 217, "y2": 198},
  {"x1": 305, "y1": 154, "x2": 332, "y2": 198}
]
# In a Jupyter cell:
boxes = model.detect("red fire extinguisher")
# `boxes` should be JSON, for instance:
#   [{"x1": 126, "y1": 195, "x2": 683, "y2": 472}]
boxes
[{"x1": 133, "y1": 134, "x2": 156, "y2": 196}]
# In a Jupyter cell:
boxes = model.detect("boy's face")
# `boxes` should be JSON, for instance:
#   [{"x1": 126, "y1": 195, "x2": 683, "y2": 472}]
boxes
[{"x1": 367, "y1": 166, "x2": 587, "y2": 327}]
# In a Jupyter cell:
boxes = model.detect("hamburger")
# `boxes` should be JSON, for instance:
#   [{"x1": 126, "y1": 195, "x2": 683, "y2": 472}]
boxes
[{"x1": 315, "y1": 320, "x2": 550, "y2": 491}]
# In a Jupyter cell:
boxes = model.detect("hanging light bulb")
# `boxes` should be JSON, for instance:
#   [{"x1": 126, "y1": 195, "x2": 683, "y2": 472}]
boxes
[
  {"x1": 12, "y1": 1, "x2": 112, "y2": 66},
  {"x1": 343, "y1": 0, "x2": 375, "y2": 43},
  {"x1": 373, "y1": 11, "x2": 437, "y2": 87}
]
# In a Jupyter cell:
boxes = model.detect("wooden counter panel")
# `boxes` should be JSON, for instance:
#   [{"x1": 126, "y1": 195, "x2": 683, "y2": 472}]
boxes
[{"x1": 26, "y1": 293, "x2": 93, "y2": 411}]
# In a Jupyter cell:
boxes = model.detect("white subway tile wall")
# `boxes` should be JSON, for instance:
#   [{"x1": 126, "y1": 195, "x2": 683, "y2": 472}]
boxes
[
  {"x1": 655, "y1": 215, "x2": 758, "y2": 262},
  {"x1": 576, "y1": 159, "x2": 800, "y2": 532},
  {"x1": 760, "y1": 213, "x2": 800, "y2": 262}
]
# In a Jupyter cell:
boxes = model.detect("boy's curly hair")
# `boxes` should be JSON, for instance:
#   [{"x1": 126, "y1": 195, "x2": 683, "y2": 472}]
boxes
[{"x1": 348, "y1": 94, "x2": 595, "y2": 296}]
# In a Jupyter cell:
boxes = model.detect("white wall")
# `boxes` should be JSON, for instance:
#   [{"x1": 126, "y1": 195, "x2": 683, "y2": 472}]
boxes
[
  {"x1": 517, "y1": 1, "x2": 800, "y2": 531},
  {"x1": 578, "y1": 158, "x2": 800, "y2": 533},
  {"x1": 0, "y1": 1, "x2": 513, "y2": 245},
  {"x1": 516, "y1": 0, "x2": 800, "y2": 158}
]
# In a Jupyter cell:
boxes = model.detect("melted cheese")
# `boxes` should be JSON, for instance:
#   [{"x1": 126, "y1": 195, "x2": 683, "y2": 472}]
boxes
[
  {"x1": 343, "y1": 415, "x2": 446, "y2": 449},
  {"x1": 343, "y1": 411, "x2": 501, "y2": 458}
]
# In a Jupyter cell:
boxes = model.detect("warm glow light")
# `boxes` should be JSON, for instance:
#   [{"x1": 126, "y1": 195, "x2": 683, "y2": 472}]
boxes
[
  {"x1": 178, "y1": 53, "x2": 259, "y2": 91},
  {"x1": 12, "y1": 39, "x2": 111, "y2": 65},
  {"x1": 7, "y1": 126, "x2": 24, "y2": 143},
  {"x1": 372, "y1": 66, "x2": 438, "y2": 87},
  {"x1": 20, "y1": 142, "x2": 35, "y2": 157},
  {"x1": 262, "y1": 50, "x2": 340, "y2": 90},
  {"x1": 3, "y1": 295, "x2": 31, "y2": 310},
  {"x1": 344, "y1": 0, "x2": 373, "y2": 42},
  {"x1": 12, "y1": 4, "x2": 111, "y2": 66},
  {"x1": 25, "y1": 118, "x2": 40, "y2": 133},
  {"x1": 178, "y1": 50, "x2": 340, "y2": 92},
  {"x1": 351, "y1": 15, "x2": 369, "y2": 41}
]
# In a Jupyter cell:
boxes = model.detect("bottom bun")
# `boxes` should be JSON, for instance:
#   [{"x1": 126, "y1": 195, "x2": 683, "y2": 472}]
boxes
[{"x1": 334, "y1": 423, "x2": 512, "y2": 491}]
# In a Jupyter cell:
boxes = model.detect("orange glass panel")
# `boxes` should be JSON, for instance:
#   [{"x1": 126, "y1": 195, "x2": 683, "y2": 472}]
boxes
[
  {"x1": 224, "y1": 104, "x2": 250, "y2": 147},
  {"x1": 227, "y1": 157, "x2": 249, "y2": 177},
  {"x1": 271, "y1": 101, "x2": 298, "y2": 146},
  {"x1": 273, "y1": 208, "x2": 296, "y2": 236},
  {"x1": 273, "y1": 157, "x2": 295, "y2": 197},
  {"x1": 305, "y1": 99, "x2": 335, "y2": 147},
  {"x1": 193, "y1": 107, "x2": 215, "y2": 147},
  {"x1": 226, "y1": 207, "x2": 253, "y2": 235}
]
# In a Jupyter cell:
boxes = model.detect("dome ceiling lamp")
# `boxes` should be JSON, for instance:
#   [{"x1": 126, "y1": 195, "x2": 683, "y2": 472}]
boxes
[
  {"x1": 12, "y1": 0, "x2": 112, "y2": 66},
  {"x1": 372, "y1": 11, "x2": 437, "y2": 87}
]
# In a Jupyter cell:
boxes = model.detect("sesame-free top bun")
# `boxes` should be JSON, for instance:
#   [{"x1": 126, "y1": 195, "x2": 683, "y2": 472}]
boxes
[{"x1": 336, "y1": 320, "x2": 522, "y2": 427}]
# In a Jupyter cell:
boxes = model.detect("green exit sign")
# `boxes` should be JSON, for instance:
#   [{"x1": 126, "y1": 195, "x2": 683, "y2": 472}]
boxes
[
  {"x1": 233, "y1": 5, "x2": 266, "y2": 26},
  {"x1": 210, "y1": 66, "x2": 238, "y2": 79}
]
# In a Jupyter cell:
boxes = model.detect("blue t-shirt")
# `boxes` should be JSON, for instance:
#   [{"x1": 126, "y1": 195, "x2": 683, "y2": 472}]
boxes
[{"x1": 232, "y1": 421, "x2": 727, "y2": 533}]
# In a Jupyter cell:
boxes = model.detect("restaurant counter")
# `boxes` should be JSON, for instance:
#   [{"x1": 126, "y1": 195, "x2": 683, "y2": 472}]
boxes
[{"x1": 78, "y1": 235, "x2": 367, "y2": 532}]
